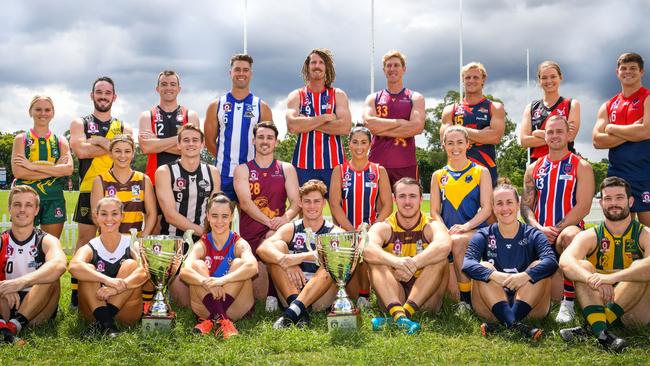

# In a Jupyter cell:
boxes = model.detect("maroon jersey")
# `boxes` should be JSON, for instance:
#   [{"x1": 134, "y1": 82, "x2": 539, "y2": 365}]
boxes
[
  {"x1": 529, "y1": 97, "x2": 573, "y2": 160},
  {"x1": 239, "y1": 160, "x2": 287, "y2": 252},
  {"x1": 368, "y1": 88, "x2": 416, "y2": 168}
]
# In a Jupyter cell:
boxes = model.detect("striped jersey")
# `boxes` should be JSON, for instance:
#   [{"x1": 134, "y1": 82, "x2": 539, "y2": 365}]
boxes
[
  {"x1": 288, "y1": 219, "x2": 335, "y2": 280},
  {"x1": 15, "y1": 129, "x2": 64, "y2": 200},
  {"x1": 99, "y1": 169, "x2": 146, "y2": 234},
  {"x1": 292, "y1": 87, "x2": 346, "y2": 170},
  {"x1": 382, "y1": 212, "x2": 430, "y2": 277},
  {"x1": 0, "y1": 229, "x2": 47, "y2": 290},
  {"x1": 202, "y1": 231, "x2": 238, "y2": 278},
  {"x1": 338, "y1": 161, "x2": 381, "y2": 229},
  {"x1": 215, "y1": 93, "x2": 260, "y2": 177},
  {"x1": 452, "y1": 98, "x2": 497, "y2": 186},
  {"x1": 160, "y1": 161, "x2": 215, "y2": 237},
  {"x1": 434, "y1": 161, "x2": 486, "y2": 229},
  {"x1": 606, "y1": 87, "x2": 650, "y2": 179},
  {"x1": 145, "y1": 105, "x2": 188, "y2": 185},
  {"x1": 532, "y1": 152, "x2": 580, "y2": 227},
  {"x1": 529, "y1": 97, "x2": 574, "y2": 160},
  {"x1": 88, "y1": 235, "x2": 131, "y2": 279},
  {"x1": 368, "y1": 88, "x2": 416, "y2": 168},
  {"x1": 587, "y1": 220, "x2": 645, "y2": 274},
  {"x1": 78, "y1": 115, "x2": 123, "y2": 192}
]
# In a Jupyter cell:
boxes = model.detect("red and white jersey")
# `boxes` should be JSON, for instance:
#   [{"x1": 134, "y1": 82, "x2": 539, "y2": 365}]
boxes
[
  {"x1": 339, "y1": 161, "x2": 381, "y2": 229},
  {"x1": 0, "y1": 229, "x2": 47, "y2": 291},
  {"x1": 532, "y1": 152, "x2": 580, "y2": 227}
]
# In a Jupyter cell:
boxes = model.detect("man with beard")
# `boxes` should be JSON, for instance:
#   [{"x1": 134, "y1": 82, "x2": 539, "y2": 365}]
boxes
[
  {"x1": 559, "y1": 177, "x2": 650, "y2": 353},
  {"x1": 521, "y1": 115, "x2": 594, "y2": 323},
  {"x1": 69, "y1": 76, "x2": 132, "y2": 308},
  {"x1": 286, "y1": 48, "x2": 352, "y2": 188},
  {"x1": 204, "y1": 54, "x2": 273, "y2": 201}
]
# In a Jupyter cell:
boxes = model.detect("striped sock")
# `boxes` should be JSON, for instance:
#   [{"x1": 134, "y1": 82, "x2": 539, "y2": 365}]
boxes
[
  {"x1": 605, "y1": 302, "x2": 625, "y2": 327},
  {"x1": 403, "y1": 300, "x2": 419, "y2": 318},
  {"x1": 387, "y1": 303, "x2": 406, "y2": 321},
  {"x1": 142, "y1": 290, "x2": 154, "y2": 303},
  {"x1": 583, "y1": 305, "x2": 607, "y2": 337},
  {"x1": 459, "y1": 281, "x2": 472, "y2": 303},
  {"x1": 358, "y1": 290, "x2": 370, "y2": 299},
  {"x1": 563, "y1": 279, "x2": 575, "y2": 302},
  {"x1": 70, "y1": 277, "x2": 79, "y2": 307}
]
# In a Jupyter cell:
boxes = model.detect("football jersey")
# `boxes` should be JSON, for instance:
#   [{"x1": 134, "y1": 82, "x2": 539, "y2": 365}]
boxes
[
  {"x1": 605, "y1": 87, "x2": 650, "y2": 179},
  {"x1": 382, "y1": 212, "x2": 431, "y2": 277},
  {"x1": 145, "y1": 105, "x2": 188, "y2": 185},
  {"x1": 78, "y1": 115, "x2": 123, "y2": 192},
  {"x1": 202, "y1": 231, "x2": 238, "y2": 278},
  {"x1": 215, "y1": 93, "x2": 260, "y2": 177},
  {"x1": 368, "y1": 88, "x2": 416, "y2": 168},
  {"x1": 15, "y1": 129, "x2": 64, "y2": 200},
  {"x1": 587, "y1": 220, "x2": 645, "y2": 274},
  {"x1": 288, "y1": 219, "x2": 335, "y2": 280},
  {"x1": 88, "y1": 235, "x2": 131, "y2": 279},
  {"x1": 338, "y1": 161, "x2": 381, "y2": 229},
  {"x1": 434, "y1": 161, "x2": 486, "y2": 229},
  {"x1": 532, "y1": 152, "x2": 581, "y2": 227},
  {"x1": 0, "y1": 229, "x2": 47, "y2": 291},
  {"x1": 292, "y1": 87, "x2": 346, "y2": 170},
  {"x1": 529, "y1": 97, "x2": 574, "y2": 160},
  {"x1": 99, "y1": 169, "x2": 146, "y2": 234}
]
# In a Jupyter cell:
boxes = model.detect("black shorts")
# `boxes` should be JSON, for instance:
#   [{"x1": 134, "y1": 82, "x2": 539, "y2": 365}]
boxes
[{"x1": 73, "y1": 192, "x2": 93, "y2": 225}]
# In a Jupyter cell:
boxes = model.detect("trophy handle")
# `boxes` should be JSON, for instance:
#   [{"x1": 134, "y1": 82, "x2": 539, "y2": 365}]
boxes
[
  {"x1": 182, "y1": 230, "x2": 195, "y2": 260},
  {"x1": 129, "y1": 228, "x2": 143, "y2": 266},
  {"x1": 357, "y1": 223, "x2": 370, "y2": 262},
  {"x1": 303, "y1": 228, "x2": 319, "y2": 266}
]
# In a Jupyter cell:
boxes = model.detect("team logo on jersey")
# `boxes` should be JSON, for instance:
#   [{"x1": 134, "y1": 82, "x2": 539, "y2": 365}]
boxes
[
  {"x1": 557, "y1": 108, "x2": 566, "y2": 116},
  {"x1": 302, "y1": 95, "x2": 311, "y2": 106},
  {"x1": 343, "y1": 171, "x2": 352, "y2": 182},
  {"x1": 563, "y1": 163, "x2": 573, "y2": 173},
  {"x1": 600, "y1": 238, "x2": 611, "y2": 253},
  {"x1": 50, "y1": 142, "x2": 59, "y2": 157},
  {"x1": 624, "y1": 239, "x2": 638, "y2": 252},
  {"x1": 7, "y1": 243, "x2": 14, "y2": 256},
  {"x1": 393, "y1": 239, "x2": 402, "y2": 256},
  {"x1": 532, "y1": 109, "x2": 542, "y2": 119},
  {"x1": 106, "y1": 185, "x2": 117, "y2": 197},
  {"x1": 366, "y1": 171, "x2": 376, "y2": 181},
  {"x1": 96, "y1": 260, "x2": 106, "y2": 273},
  {"x1": 250, "y1": 170, "x2": 259, "y2": 182},
  {"x1": 54, "y1": 207, "x2": 63, "y2": 218},
  {"x1": 29, "y1": 244, "x2": 37, "y2": 257},
  {"x1": 88, "y1": 122, "x2": 99, "y2": 134},
  {"x1": 176, "y1": 112, "x2": 184, "y2": 123},
  {"x1": 153, "y1": 242, "x2": 162, "y2": 254},
  {"x1": 294, "y1": 233, "x2": 306, "y2": 250},
  {"x1": 642, "y1": 192, "x2": 650, "y2": 204},
  {"x1": 244, "y1": 104, "x2": 255, "y2": 118},
  {"x1": 204, "y1": 256, "x2": 213, "y2": 268},
  {"x1": 154, "y1": 111, "x2": 163, "y2": 123},
  {"x1": 488, "y1": 235, "x2": 497, "y2": 250},
  {"x1": 81, "y1": 207, "x2": 89, "y2": 217},
  {"x1": 223, "y1": 102, "x2": 232, "y2": 112},
  {"x1": 174, "y1": 177, "x2": 187, "y2": 191},
  {"x1": 465, "y1": 175, "x2": 473, "y2": 183},
  {"x1": 440, "y1": 175, "x2": 448, "y2": 186},
  {"x1": 198, "y1": 179, "x2": 210, "y2": 190},
  {"x1": 131, "y1": 185, "x2": 141, "y2": 199},
  {"x1": 379, "y1": 95, "x2": 388, "y2": 104}
]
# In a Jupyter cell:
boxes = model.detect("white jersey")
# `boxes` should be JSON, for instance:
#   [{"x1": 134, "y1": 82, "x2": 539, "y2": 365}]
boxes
[
  {"x1": 1, "y1": 229, "x2": 47, "y2": 292},
  {"x1": 215, "y1": 92, "x2": 261, "y2": 177}
]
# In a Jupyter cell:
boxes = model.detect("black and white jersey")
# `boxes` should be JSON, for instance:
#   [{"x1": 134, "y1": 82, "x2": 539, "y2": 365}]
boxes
[
  {"x1": 88, "y1": 235, "x2": 131, "y2": 279},
  {"x1": 0, "y1": 229, "x2": 47, "y2": 291}
]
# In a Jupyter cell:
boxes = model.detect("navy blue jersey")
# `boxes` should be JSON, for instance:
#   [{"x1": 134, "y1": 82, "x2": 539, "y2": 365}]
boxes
[
  {"x1": 288, "y1": 219, "x2": 335, "y2": 280},
  {"x1": 462, "y1": 223, "x2": 557, "y2": 283}
]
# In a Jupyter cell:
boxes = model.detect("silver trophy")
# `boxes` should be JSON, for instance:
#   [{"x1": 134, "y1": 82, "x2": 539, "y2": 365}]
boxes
[
  {"x1": 130, "y1": 229, "x2": 194, "y2": 331},
  {"x1": 305, "y1": 224, "x2": 369, "y2": 331}
]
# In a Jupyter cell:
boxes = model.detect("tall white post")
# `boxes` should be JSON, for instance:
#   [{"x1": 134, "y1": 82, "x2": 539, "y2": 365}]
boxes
[
  {"x1": 459, "y1": 0, "x2": 463, "y2": 100},
  {"x1": 370, "y1": 0, "x2": 375, "y2": 94},
  {"x1": 243, "y1": 0, "x2": 248, "y2": 54}
]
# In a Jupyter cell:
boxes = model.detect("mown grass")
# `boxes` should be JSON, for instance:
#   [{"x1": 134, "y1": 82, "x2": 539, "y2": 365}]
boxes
[{"x1": 1, "y1": 272, "x2": 649, "y2": 365}]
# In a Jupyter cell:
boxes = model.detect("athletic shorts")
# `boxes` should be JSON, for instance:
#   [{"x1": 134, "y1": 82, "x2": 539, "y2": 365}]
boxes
[
  {"x1": 385, "y1": 165, "x2": 419, "y2": 191},
  {"x1": 220, "y1": 176, "x2": 238, "y2": 202},
  {"x1": 35, "y1": 198, "x2": 66, "y2": 225},
  {"x1": 73, "y1": 192, "x2": 93, "y2": 225},
  {"x1": 626, "y1": 179, "x2": 650, "y2": 213},
  {"x1": 296, "y1": 168, "x2": 333, "y2": 197},
  {"x1": 241, "y1": 228, "x2": 270, "y2": 260}
]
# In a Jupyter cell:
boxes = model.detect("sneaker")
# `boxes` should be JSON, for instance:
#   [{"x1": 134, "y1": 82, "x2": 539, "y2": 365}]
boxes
[
  {"x1": 555, "y1": 300, "x2": 576, "y2": 323},
  {"x1": 480, "y1": 322, "x2": 504, "y2": 337},
  {"x1": 356, "y1": 296, "x2": 371, "y2": 309},
  {"x1": 455, "y1": 301, "x2": 472, "y2": 314},
  {"x1": 597, "y1": 330, "x2": 628, "y2": 353},
  {"x1": 0, "y1": 322, "x2": 17, "y2": 344},
  {"x1": 143, "y1": 301, "x2": 151, "y2": 315},
  {"x1": 273, "y1": 316, "x2": 295, "y2": 329},
  {"x1": 193, "y1": 319, "x2": 214, "y2": 335},
  {"x1": 265, "y1": 296, "x2": 279, "y2": 312},
  {"x1": 370, "y1": 317, "x2": 392, "y2": 331},
  {"x1": 510, "y1": 322, "x2": 542, "y2": 341},
  {"x1": 216, "y1": 319, "x2": 239, "y2": 339},
  {"x1": 395, "y1": 317, "x2": 421, "y2": 335},
  {"x1": 296, "y1": 312, "x2": 311, "y2": 328},
  {"x1": 103, "y1": 324, "x2": 121, "y2": 338},
  {"x1": 559, "y1": 324, "x2": 590, "y2": 342}
]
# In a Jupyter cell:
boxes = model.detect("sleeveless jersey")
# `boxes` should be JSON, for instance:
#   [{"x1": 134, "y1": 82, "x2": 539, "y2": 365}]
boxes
[
  {"x1": 15, "y1": 129, "x2": 64, "y2": 200},
  {"x1": 292, "y1": 87, "x2": 346, "y2": 170},
  {"x1": 78, "y1": 115, "x2": 123, "y2": 192},
  {"x1": 99, "y1": 169, "x2": 146, "y2": 234},
  {"x1": 215, "y1": 93, "x2": 260, "y2": 177},
  {"x1": 587, "y1": 221, "x2": 645, "y2": 274},
  {"x1": 146, "y1": 105, "x2": 188, "y2": 185},
  {"x1": 529, "y1": 97, "x2": 574, "y2": 159},
  {"x1": 368, "y1": 88, "x2": 416, "y2": 168},
  {"x1": 532, "y1": 152, "x2": 581, "y2": 227},
  {"x1": 160, "y1": 161, "x2": 214, "y2": 237},
  {"x1": 382, "y1": 212, "x2": 430, "y2": 277},
  {"x1": 606, "y1": 87, "x2": 650, "y2": 179},
  {"x1": 88, "y1": 235, "x2": 131, "y2": 279},
  {"x1": 339, "y1": 161, "x2": 381, "y2": 229},
  {"x1": 434, "y1": 161, "x2": 486, "y2": 229},
  {"x1": 239, "y1": 160, "x2": 287, "y2": 243},
  {"x1": 0, "y1": 229, "x2": 47, "y2": 290},
  {"x1": 289, "y1": 219, "x2": 335, "y2": 280},
  {"x1": 202, "y1": 231, "x2": 238, "y2": 278},
  {"x1": 452, "y1": 98, "x2": 497, "y2": 185}
]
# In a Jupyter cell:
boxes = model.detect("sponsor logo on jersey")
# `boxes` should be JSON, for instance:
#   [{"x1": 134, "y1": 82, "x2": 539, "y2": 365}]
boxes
[
  {"x1": 96, "y1": 260, "x2": 105, "y2": 273},
  {"x1": 204, "y1": 256, "x2": 212, "y2": 268},
  {"x1": 176, "y1": 112, "x2": 184, "y2": 123},
  {"x1": 488, "y1": 235, "x2": 497, "y2": 250},
  {"x1": 88, "y1": 122, "x2": 99, "y2": 134},
  {"x1": 478, "y1": 107, "x2": 489, "y2": 114},
  {"x1": 600, "y1": 238, "x2": 610, "y2": 253},
  {"x1": 54, "y1": 207, "x2": 63, "y2": 218},
  {"x1": 107, "y1": 185, "x2": 117, "y2": 197},
  {"x1": 367, "y1": 171, "x2": 376, "y2": 181},
  {"x1": 642, "y1": 192, "x2": 650, "y2": 204},
  {"x1": 198, "y1": 179, "x2": 210, "y2": 190},
  {"x1": 250, "y1": 170, "x2": 259, "y2": 182},
  {"x1": 518, "y1": 239, "x2": 528, "y2": 246},
  {"x1": 7, "y1": 243, "x2": 14, "y2": 256},
  {"x1": 174, "y1": 177, "x2": 187, "y2": 191},
  {"x1": 131, "y1": 185, "x2": 141, "y2": 200},
  {"x1": 223, "y1": 102, "x2": 232, "y2": 112},
  {"x1": 440, "y1": 174, "x2": 448, "y2": 186},
  {"x1": 293, "y1": 233, "x2": 306, "y2": 251},
  {"x1": 393, "y1": 239, "x2": 402, "y2": 256},
  {"x1": 29, "y1": 244, "x2": 37, "y2": 257},
  {"x1": 244, "y1": 104, "x2": 255, "y2": 118}
]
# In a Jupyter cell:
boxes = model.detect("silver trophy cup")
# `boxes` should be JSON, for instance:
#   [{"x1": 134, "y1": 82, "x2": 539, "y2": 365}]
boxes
[{"x1": 306, "y1": 224, "x2": 368, "y2": 330}]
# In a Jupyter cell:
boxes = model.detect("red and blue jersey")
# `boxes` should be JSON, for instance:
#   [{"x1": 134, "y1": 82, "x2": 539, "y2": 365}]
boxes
[
  {"x1": 292, "y1": 87, "x2": 346, "y2": 170},
  {"x1": 606, "y1": 87, "x2": 650, "y2": 180},
  {"x1": 339, "y1": 161, "x2": 381, "y2": 229},
  {"x1": 532, "y1": 152, "x2": 580, "y2": 227},
  {"x1": 368, "y1": 88, "x2": 416, "y2": 168},
  {"x1": 529, "y1": 97, "x2": 573, "y2": 160},
  {"x1": 203, "y1": 231, "x2": 238, "y2": 278},
  {"x1": 452, "y1": 98, "x2": 498, "y2": 186}
]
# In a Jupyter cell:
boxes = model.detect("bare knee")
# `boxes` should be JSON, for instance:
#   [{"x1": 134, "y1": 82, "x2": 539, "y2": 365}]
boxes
[
  {"x1": 190, "y1": 259, "x2": 210, "y2": 275},
  {"x1": 451, "y1": 235, "x2": 469, "y2": 254}
]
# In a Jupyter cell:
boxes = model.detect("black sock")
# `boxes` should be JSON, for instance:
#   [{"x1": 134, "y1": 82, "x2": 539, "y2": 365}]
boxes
[
  {"x1": 286, "y1": 294, "x2": 298, "y2": 307},
  {"x1": 491, "y1": 301, "x2": 515, "y2": 327},
  {"x1": 14, "y1": 313, "x2": 29, "y2": 329},
  {"x1": 93, "y1": 306, "x2": 115, "y2": 328},
  {"x1": 71, "y1": 277, "x2": 79, "y2": 306},
  {"x1": 105, "y1": 304, "x2": 120, "y2": 318}
]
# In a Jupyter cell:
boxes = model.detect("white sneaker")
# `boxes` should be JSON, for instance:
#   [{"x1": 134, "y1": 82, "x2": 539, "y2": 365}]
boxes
[
  {"x1": 454, "y1": 301, "x2": 472, "y2": 315},
  {"x1": 356, "y1": 296, "x2": 371, "y2": 309},
  {"x1": 555, "y1": 300, "x2": 576, "y2": 323},
  {"x1": 265, "y1": 296, "x2": 279, "y2": 312}
]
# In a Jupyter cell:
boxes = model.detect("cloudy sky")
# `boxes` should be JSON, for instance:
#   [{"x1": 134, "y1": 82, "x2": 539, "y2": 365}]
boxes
[{"x1": 2, "y1": 0, "x2": 648, "y2": 162}]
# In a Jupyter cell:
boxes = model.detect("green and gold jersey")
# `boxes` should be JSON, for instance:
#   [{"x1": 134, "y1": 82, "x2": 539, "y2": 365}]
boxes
[
  {"x1": 15, "y1": 129, "x2": 64, "y2": 200},
  {"x1": 587, "y1": 220, "x2": 645, "y2": 274}
]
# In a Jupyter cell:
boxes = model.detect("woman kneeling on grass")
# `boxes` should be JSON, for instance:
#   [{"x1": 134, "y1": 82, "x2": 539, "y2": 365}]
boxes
[
  {"x1": 462, "y1": 181, "x2": 558, "y2": 340},
  {"x1": 180, "y1": 192, "x2": 257, "y2": 339},
  {"x1": 69, "y1": 197, "x2": 148, "y2": 337}
]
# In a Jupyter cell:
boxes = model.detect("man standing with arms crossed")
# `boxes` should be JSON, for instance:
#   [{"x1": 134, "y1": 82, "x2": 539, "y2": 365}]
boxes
[
  {"x1": 204, "y1": 54, "x2": 273, "y2": 201},
  {"x1": 593, "y1": 52, "x2": 650, "y2": 227},
  {"x1": 363, "y1": 50, "x2": 425, "y2": 187},
  {"x1": 286, "y1": 48, "x2": 352, "y2": 188},
  {"x1": 69, "y1": 76, "x2": 132, "y2": 308}
]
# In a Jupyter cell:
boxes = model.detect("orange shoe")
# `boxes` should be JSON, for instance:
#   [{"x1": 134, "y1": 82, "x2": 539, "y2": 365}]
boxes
[
  {"x1": 216, "y1": 318, "x2": 239, "y2": 339},
  {"x1": 193, "y1": 319, "x2": 214, "y2": 335}
]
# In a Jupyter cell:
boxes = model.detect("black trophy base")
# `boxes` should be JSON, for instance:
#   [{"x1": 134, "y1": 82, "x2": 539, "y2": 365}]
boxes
[{"x1": 327, "y1": 308, "x2": 361, "y2": 331}]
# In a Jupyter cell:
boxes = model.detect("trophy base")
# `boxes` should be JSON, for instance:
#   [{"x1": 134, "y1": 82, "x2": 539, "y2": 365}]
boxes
[
  {"x1": 327, "y1": 309, "x2": 361, "y2": 331},
  {"x1": 142, "y1": 312, "x2": 176, "y2": 332}
]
